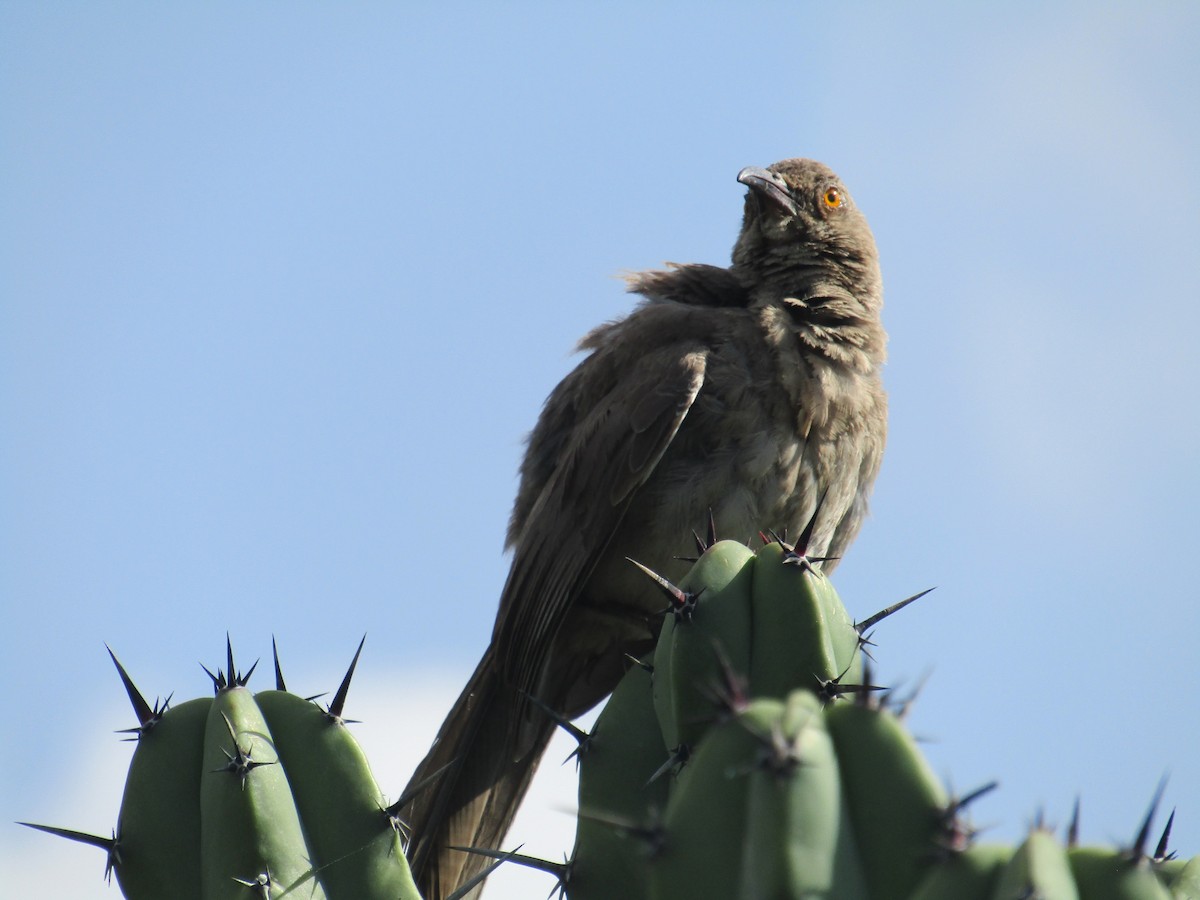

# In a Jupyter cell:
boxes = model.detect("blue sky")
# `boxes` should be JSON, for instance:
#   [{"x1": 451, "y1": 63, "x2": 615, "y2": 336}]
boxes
[{"x1": 3, "y1": 4, "x2": 1198, "y2": 897}]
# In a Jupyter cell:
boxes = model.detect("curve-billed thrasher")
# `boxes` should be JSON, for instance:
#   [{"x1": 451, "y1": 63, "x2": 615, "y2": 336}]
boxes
[{"x1": 402, "y1": 158, "x2": 887, "y2": 899}]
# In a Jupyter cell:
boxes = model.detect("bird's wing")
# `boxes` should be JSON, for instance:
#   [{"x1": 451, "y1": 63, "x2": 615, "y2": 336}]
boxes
[{"x1": 493, "y1": 341, "x2": 707, "y2": 700}]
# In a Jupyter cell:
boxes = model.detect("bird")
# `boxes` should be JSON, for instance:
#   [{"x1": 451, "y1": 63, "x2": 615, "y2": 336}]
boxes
[{"x1": 401, "y1": 158, "x2": 887, "y2": 899}]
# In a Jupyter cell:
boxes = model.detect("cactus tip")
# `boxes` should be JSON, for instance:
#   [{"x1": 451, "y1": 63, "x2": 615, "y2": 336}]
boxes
[
  {"x1": 386, "y1": 758, "x2": 460, "y2": 829},
  {"x1": 1154, "y1": 808, "x2": 1176, "y2": 862},
  {"x1": 19, "y1": 822, "x2": 121, "y2": 882},
  {"x1": 232, "y1": 867, "x2": 273, "y2": 898},
  {"x1": 574, "y1": 807, "x2": 666, "y2": 855},
  {"x1": 1067, "y1": 795, "x2": 1081, "y2": 847},
  {"x1": 327, "y1": 634, "x2": 366, "y2": 723},
  {"x1": 691, "y1": 508, "x2": 718, "y2": 554},
  {"x1": 442, "y1": 844, "x2": 538, "y2": 900},
  {"x1": 1131, "y1": 774, "x2": 1169, "y2": 862},
  {"x1": 646, "y1": 744, "x2": 690, "y2": 786},
  {"x1": 106, "y1": 645, "x2": 160, "y2": 734},
  {"x1": 520, "y1": 690, "x2": 590, "y2": 760},
  {"x1": 626, "y1": 557, "x2": 699, "y2": 621},
  {"x1": 214, "y1": 712, "x2": 274, "y2": 787},
  {"x1": 271, "y1": 635, "x2": 286, "y2": 692},
  {"x1": 855, "y1": 587, "x2": 934, "y2": 635},
  {"x1": 200, "y1": 661, "x2": 222, "y2": 693}
]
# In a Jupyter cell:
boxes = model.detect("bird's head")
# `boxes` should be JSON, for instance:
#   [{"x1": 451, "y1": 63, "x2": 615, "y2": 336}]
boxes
[
  {"x1": 732, "y1": 159, "x2": 880, "y2": 303},
  {"x1": 732, "y1": 158, "x2": 885, "y2": 367}
]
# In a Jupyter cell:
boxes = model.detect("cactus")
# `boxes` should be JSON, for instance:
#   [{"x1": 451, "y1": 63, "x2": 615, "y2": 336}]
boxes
[
  {"x1": 549, "y1": 539, "x2": 1196, "y2": 900},
  {"x1": 22, "y1": 637, "x2": 421, "y2": 900},
  {"x1": 21, "y1": 538, "x2": 1195, "y2": 899}
]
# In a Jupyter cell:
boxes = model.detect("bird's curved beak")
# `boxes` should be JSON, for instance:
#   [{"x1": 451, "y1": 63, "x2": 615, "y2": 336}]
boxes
[{"x1": 737, "y1": 166, "x2": 798, "y2": 217}]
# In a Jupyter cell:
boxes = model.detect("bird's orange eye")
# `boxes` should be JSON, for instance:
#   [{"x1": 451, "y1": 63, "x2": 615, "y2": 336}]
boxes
[{"x1": 823, "y1": 187, "x2": 843, "y2": 209}]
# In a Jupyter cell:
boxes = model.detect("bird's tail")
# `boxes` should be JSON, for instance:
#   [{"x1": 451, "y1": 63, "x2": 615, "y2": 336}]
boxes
[{"x1": 401, "y1": 646, "x2": 555, "y2": 900}]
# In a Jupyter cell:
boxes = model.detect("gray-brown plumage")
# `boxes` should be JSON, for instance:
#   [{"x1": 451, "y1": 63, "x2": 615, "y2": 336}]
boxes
[{"x1": 401, "y1": 158, "x2": 887, "y2": 899}]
